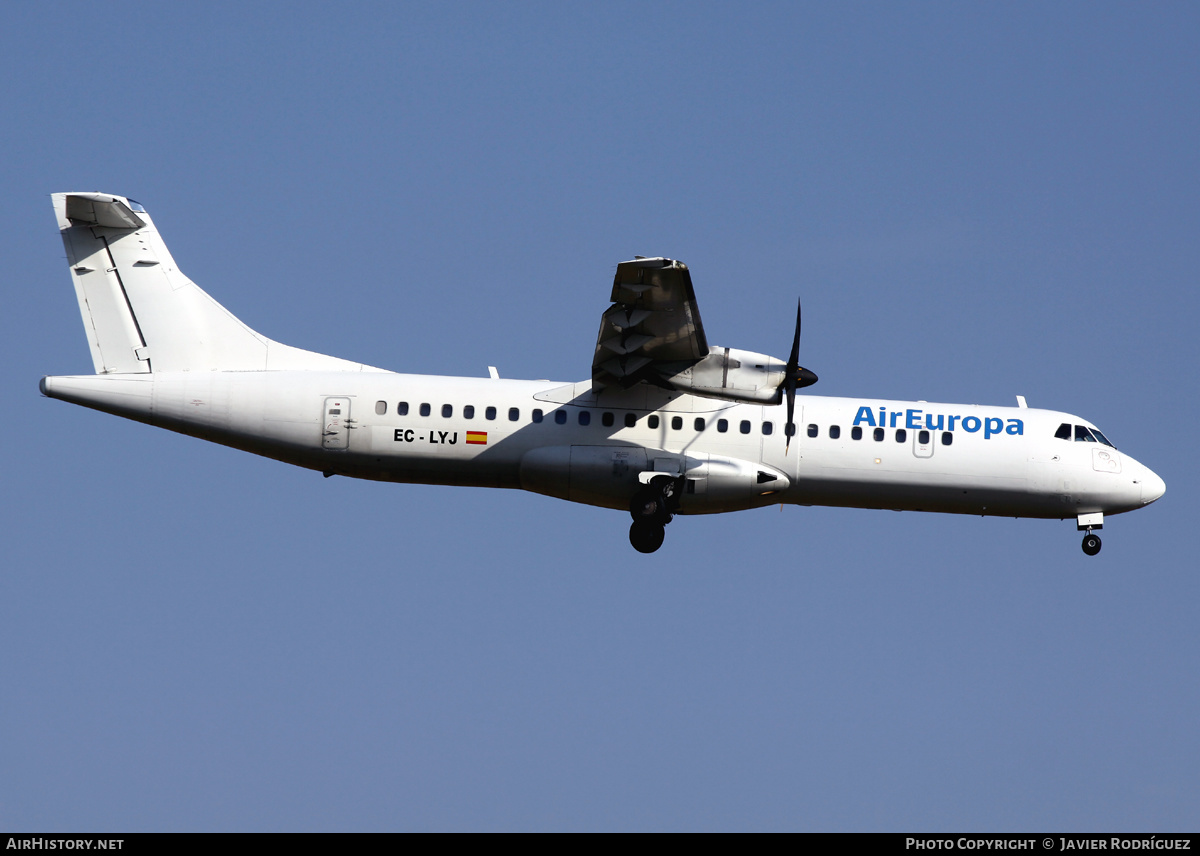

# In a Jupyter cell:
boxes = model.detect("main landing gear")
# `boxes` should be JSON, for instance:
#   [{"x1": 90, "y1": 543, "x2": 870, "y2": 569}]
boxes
[
  {"x1": 1081, "y1": 530, "x2": 1102, "y2": 556},
  {"x1": 628, "y1": 475, "x2": 682, "y2": 554}
]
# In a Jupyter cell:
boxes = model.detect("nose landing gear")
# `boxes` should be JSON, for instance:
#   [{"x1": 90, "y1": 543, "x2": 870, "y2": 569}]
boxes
[
  {"x1": 628, "y1": 475, "x2": 683, "y2": 554},
  {"x1": 1077, "y1": 512, "x2": 1104, "y2": 557}
]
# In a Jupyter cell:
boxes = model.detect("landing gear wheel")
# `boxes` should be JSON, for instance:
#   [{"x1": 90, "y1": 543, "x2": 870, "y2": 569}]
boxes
[
  {"x1": 1081, "y1": 532, "x2": 1102, "y2": 556},
  {"x1": 629, "y1": 521, "x2": 666, "y2": 554}
]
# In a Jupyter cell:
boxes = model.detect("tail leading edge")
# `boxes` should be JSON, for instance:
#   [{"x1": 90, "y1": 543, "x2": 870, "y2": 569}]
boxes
[{"x1": 52, "y1": 192, "x2": 383, "y2": 374}]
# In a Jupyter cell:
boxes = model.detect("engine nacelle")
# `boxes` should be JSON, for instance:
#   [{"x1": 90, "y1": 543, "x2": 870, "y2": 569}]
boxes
[{"x1": 661, "y1": 346, "x2": 786, "y2": 404}]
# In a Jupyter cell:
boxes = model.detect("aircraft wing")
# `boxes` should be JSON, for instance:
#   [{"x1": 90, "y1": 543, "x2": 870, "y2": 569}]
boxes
[{"x1": 591, "y1": 257, "x2": 709, "y2": 391}]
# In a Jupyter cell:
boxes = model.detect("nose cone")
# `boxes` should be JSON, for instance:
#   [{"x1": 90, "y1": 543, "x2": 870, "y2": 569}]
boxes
[{"x1": 1141, "y1": 468, "x2": 1166, "y2": 505}]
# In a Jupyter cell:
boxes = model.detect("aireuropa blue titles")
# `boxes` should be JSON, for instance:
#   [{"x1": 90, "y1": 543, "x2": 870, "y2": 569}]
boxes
[{"x1": 853, "y1": 406, "x2": 1024, "y2": 439}]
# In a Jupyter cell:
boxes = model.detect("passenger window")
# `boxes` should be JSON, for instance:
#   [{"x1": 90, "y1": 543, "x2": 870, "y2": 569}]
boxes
[
  {"x1": 579, "y1": 411, "x2": 591, "y2": 426},
  {"x1": 442, "y1": 404, "x2": 453, "y2": 418},
  {"x1": 419, "y1": 403, "x2": 431, "y2": 417},
  {"x1": 624, "y1": 413, "x2": 637, "y2": 428},
  {"x1": 896, "y1": 429, "x2": 906, "y2": 442},
  {"x1": 740, "y1": 420, "x2": 752, "y2": 435},
  {"x1": 671, "y1": 416, "x2": 682, "y2": 430},
  {"x1": 1075, "y1": 425, "x2": 1097, "y2": 443},
  {"x1": 397, "y1": 401, "x2": 409, "y2": 416},
  {"x1": 851, "y1": 426, "x2": 862, "y2": 440},
  {"x1": 648, "y1": 415, "x2": 660, "y2": 429},
  {"x1": 554, "y1": 410, "x2": 567, "y2": 425},
  {"x1": 532, "y1": 409, "x2": 543, "y2": 423},
  {"x1": 485, "y1": 406, "x2": 497, "y2": 421},
  {"x1": 717, "y1": 419, "x2": 728, "y2": 433},
  {"x1": 1055, "y1": 423, "x2": 1072, "y2": 440},
  {"x1": 785, "y1": 422, "x2": 795, "y2": 437},
  {"x1": 762, "y1": 422, "x2": 773, "y2": 436},
  {"x1": 873, "y1": 427, "x2": 884, "y2": 441},
  {"x1": 807, "y1": 424, "x2": 818, "y2": 438},
  {"x1": 694, "y1": 417, "x2": 705, "y2": 431},
  {"x1": 918, "y1": 430, "x2": 930, "y2": 444},
  {"x1": 463, "y1": 405, "x2": 475, "y2": 419},
  {"x1": 602, "y1": 412, "x2": 615, "y2": 427},
  {"x1": 829, "y1": 425, "x2": 840, "y2": 439},
  {"x1": 508, "y1": 407, "x2": 519, "y2": 421},
  {"x1": 375, "y1": 401, "x2": 387, "y2": 416},
  {"x1": 942, "y1": 431, "x2": 953, "y2": 446}
]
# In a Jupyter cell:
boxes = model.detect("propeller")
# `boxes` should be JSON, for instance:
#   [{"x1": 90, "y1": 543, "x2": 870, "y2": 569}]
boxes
[{"x1": 783, "y1": 298, "x2": 818, "y2": 453}]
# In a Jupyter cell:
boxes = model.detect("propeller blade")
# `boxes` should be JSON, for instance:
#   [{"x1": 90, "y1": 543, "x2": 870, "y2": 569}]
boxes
[
  {"x1": 785, "y1": 299, "x2": 802, "y2": 454},
  {"x1": 785, "y1": 381, "x2": 796, "y2": 453},
  {"x1": 787, "y1": 299, "x2": 802, "y2": 373}
]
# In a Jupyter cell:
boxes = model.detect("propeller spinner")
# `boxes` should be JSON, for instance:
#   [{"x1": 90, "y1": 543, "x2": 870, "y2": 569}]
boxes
[{"x1": 783, "y1": 299, "x2": 818, "y2": 453}]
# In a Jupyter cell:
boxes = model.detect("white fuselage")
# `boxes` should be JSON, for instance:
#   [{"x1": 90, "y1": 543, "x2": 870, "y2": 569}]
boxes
[{"x1": 40, "y1": 370, "x2": 1165, "y2": 522}]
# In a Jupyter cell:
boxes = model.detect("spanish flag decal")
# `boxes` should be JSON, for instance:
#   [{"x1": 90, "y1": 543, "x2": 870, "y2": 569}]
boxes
[{"x1": 466, "y1": 431, "x2": 488, "y2": 445}]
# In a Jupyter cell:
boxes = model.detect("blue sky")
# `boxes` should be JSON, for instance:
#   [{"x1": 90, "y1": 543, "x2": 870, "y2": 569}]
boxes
[{"x1": 2, "y1": 2, "x2": 1197, "y2": 831}]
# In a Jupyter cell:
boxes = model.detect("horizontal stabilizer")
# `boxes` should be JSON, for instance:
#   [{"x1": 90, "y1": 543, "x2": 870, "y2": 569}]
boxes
[{"x1": 64, "y1": 193, "x2": 146, "y2": 230}]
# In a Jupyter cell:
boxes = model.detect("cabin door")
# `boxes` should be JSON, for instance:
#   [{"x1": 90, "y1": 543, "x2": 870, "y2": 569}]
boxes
[{"x1": 322, "y1": 397, "x2": 352, "y2": 450}]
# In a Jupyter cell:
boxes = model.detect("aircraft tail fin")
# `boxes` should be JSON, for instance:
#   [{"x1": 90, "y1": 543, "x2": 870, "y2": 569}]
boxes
[{"x1": 52, "y1": 192, "x2": 380, "y2": 374}]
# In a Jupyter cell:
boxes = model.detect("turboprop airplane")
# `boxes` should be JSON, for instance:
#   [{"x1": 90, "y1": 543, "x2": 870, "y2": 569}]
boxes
[{"x1": 41, "y1": 192, "x2": 1165, "y2": 555}]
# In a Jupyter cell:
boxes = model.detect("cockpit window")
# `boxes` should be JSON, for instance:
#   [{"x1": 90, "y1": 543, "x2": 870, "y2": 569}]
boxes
[
  {"x1": 126, "y1": 199, "x2": 146, "y2": 213},
  {"x1": 1059, "y1": 421, "x2": 1115, "y2": 447}
]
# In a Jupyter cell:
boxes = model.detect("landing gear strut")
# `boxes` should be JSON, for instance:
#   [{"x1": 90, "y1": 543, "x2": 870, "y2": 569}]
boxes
[
  {"x1": 628, "y1": 475, "x2": 682, "y2": 554},
  {"x1": 1081, "y1": 530, "x2": 1102, "y2": 556}
]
